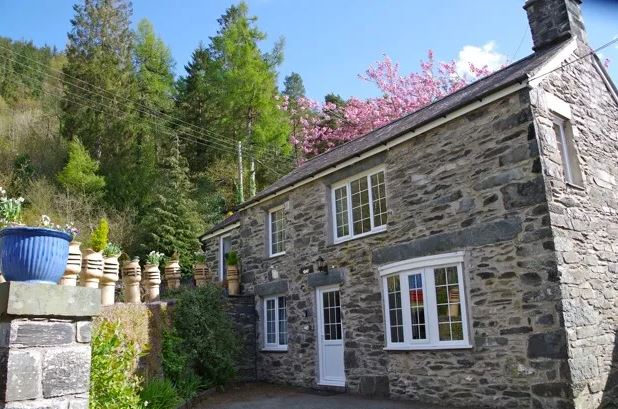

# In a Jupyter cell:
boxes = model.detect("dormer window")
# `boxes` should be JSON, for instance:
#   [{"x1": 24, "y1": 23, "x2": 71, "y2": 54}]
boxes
[{"x1": 331, "y1": 168, "x2": 387, "y2": 243}]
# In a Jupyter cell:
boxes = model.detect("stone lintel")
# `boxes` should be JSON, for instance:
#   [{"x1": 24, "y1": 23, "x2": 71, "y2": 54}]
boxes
[
  {"x1": 255, "y1": 280, "x2": 288, "y2": 297},
  {"x1": 0, "y1": 283, "x2": 100, "y2": 318},
  {"x1": 372, "y1": 218, "x2": 522, "y2": 265},
  {"x1": 307, "y1": 268, "x2": 346, "y2": 288}
]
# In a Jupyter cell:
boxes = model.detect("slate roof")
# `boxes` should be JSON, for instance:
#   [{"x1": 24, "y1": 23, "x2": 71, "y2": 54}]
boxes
[
  {"x1": 199, "y1": 212, "x2": 240, "y2": 240},
  {"x1": 200, "y1": 41, "x2": 569, "y2": 238}
]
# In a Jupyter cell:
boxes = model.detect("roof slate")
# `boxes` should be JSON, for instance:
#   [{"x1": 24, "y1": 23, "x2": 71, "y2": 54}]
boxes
[{"x1": 200, "y1": 41, "x2": 569, "y2": 238}]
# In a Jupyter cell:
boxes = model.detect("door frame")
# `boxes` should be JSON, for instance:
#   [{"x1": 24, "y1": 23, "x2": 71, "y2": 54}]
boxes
[{"x1": 316, "y1": 284, "x2": 346, "y2": 387}]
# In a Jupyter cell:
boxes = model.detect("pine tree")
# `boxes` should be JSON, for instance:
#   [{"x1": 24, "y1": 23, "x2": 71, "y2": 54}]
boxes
[
  {"x1": 57, "y1": 138, "x2": 106, "y2": 196},
  {"x1": 139, "y1": 137, "x2": 202, "y2": 274},
  {"x1": 283, "y1": 72, "x2": 305, "y2": 101},
  {"x1": 62, "y1": 0, "x2": 137, "y2": 208}
]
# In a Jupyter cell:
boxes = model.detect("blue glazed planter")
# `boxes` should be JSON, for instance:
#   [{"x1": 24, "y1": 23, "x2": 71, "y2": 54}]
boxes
[{"x1": 0, "y1": 227, "x2": 71, "y2": 284}]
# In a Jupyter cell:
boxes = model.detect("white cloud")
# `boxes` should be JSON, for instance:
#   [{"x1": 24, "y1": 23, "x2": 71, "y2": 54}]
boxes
[{"x1": 455, "y1": 41, "x2": 508, "y2": 78}]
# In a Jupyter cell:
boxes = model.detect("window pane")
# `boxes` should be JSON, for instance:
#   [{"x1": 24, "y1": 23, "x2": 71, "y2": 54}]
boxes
[
  {"x1": 370, "y1": 171, "x2": 387, "y2": 227},
  {"x1": 350, "y1": 176, "x2": 371, "y2": 235},
  {"x1": 434, "y1": 266, "x2": 464, "y2": 341},
  {"x1": 278, "y1": 297, "x2": 287, "y2": 345},
  {"x1": 270, "y1": 208, "x2": 285, "y2": 254},
  {"x1": 408, "y1": 273, "x2": 426, "y2": 340},
  {"x1": 322, "y1": 290, "x2": 342, "y2": 341},
  {"x1": 334, "y1": 187, "x2": 350, "y2": 238},
  {"x1": 386, "y1": 276, "x2": 404, "y2": 343},
  {"x1": 266, "y1": 299, "x2": 276, "y2": 344}
]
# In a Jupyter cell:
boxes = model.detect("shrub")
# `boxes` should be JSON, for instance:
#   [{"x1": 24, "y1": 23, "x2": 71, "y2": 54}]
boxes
[
  {"x1": 91, "y1": 218, "x2": 109, "y2": 252},
  {"x1": 163, "y1": 285, "x2": 240, "y2": 391},
  {"x1": 103, "y1": 242, "x2": 122, "y2": 257},
  {"x1": 90, "y1": 320, "x2": 142, "y2": 409},
  {"x1": 225, "y1": 250, "x2": 238, "y2": 266},
  {"x1": 140, "y1": 378, "x2": 181, "y2": 409}
]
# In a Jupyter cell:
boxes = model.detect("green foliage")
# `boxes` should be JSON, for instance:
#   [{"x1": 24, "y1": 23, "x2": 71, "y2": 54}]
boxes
[
  {"x1": 103, "y1": 242, "x2": 122, "y2": 257},
  {"x1": 225, "y1": 250, "x2": 238, "y2": 266},
  {"x1": 146, "y1": 250, "x2": 165, "y2": 265},
  {"x1": 162, "y1": 285, "x2": 240, "y2": 392},
  {"x1": 91, "y1": 218, "x2": 109, "y2": 252},
  {"x1": 90, "y1": 320, "x2": 142, "y2": 409},
  {"x1": 283, "y1": 72, "x2": 305, "y2": 101},
  {"x1": 139, "y1": 378, "x2": 181, "y2": 409},
  {"x1": 57, "y1": 138, "x2": 105, "y2": 196}
]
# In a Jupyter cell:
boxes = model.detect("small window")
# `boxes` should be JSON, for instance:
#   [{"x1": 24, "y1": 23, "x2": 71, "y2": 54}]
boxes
[
  {"x1": 380, "y1": 252, "x2": 471, "y2": 350},
  {"x1": 264, "y1": 296, "x2": 288, "y2": 350},
  {"x1": 552, "y1": 117, "x2": 583, "y2": 186},
  {"x1": 332, "y1": 168, "x2": 387, "y2": 243},
  {"x1": 268, "y1": 205, "x2": 286, "y2": 257}
]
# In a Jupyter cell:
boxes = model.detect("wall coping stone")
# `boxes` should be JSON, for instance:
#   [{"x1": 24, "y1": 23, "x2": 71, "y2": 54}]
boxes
[
  {"x1": 0, "y1": 282, "x2": 100, "y2": 318},
  {"x1": 372, "y1": 217, "x2": 522, "y2": 265},
  {"x1": 255, "y1": 280, "x2": 288, "y2": 297},
  {"x1": 307, "y1": 268, "x2": 346, "y2": 288}
]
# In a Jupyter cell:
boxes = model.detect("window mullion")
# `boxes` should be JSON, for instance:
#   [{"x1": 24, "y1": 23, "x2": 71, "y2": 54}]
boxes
[
  {"x1": 264, "y1": 298, "x2": 270, "y2": 347},
  {"x1": 400, "y1": 273, "x2": 413, "y2": 345},
  {"x1": 346, "y1": 183, "x2": 353, "y2": 236},
  {"x1": 367, "y1": 174, "x2": 376, "y2": 230},
  {"x1": 274, "y1": 297, "x2": 280, "y2": 345},
  {"x1": 425, "y1": 268, "x2": 439, "y2": 346}
]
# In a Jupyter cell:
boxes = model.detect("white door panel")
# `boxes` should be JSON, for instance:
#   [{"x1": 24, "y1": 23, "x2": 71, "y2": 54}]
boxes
[{"x1": 317, "y1": 286, "x2": 345, "y2": 386}]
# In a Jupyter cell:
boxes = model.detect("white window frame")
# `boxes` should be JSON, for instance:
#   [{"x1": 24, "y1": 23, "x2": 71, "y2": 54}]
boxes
[
  {"x1": 262, "y1": 295, "x2": 288, "y2": 351},
  {"x1": 331, "y1": 166, "x2": 387, "y2": 244},
  {"x1": 551, "y1": 115, "x2": 583, "y2": 187},
  {"x1": 268, "y1": 205, "x2": 286, "y2": 257},
  {"x1": 379, "y1": 252, "x2": 472, "y2": 351},
  {"x1": 218, "y1": 234, "x2": 231, "y2": 281}
]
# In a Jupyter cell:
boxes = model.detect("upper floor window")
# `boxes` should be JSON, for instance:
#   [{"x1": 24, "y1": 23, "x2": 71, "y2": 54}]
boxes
[
  {"x1": 379, "y1": 252, "x2": 471, "y2": 350},
  {"x1": 552, "y1": 116, "x2": 583, "y2": 186},
  {"x1": 269, "y1": 205, "x2": 286, "y2": 257},
  {"x1": 331, "y1": 168, "x2": 387, "y2": 243},
  {"x1": 263, "y1": 295, "x2": 288, "y2": 351}
]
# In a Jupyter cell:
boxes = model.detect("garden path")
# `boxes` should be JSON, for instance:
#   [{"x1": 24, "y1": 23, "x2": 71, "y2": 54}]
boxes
[{"x1": 195, "y1": 382, "x2": 474, "y2": 409}]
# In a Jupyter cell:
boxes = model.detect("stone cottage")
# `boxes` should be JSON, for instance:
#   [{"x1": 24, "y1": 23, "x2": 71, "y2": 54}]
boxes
[{"x1": 199, "y1": 0, "x2": 618, "y2": 407}]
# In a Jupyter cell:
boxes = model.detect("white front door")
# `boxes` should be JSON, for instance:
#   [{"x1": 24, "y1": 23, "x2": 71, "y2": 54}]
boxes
[{"x1": 316, "y1": 285, "x2": 345, "y2": 386}]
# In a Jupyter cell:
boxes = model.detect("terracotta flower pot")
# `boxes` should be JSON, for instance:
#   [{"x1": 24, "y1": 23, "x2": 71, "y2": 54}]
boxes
[
  {"x1": 100, "y1": 255, "x2": 120, "y2": 306},
  {"x1": 164, "y1": 258, "x2": 181, "y2": 289},
  {"x1": 193, "y1": 263, "x2": 210, "y2": 287},
  {"x1": 143, "y1": 263, "x2": 161, "y2": 302},
  {"x1": 227, "y1": 264, "x2": 240, "y2": 295},
  {"x1": 122, "y1": 257, "x2": 142, "y2": 303},
  {"x1": 60, "y1": 241, "x2": 82, "y2": 286},
  {"x1": 80, "y1": 249, "x2": 104, "y2": 288}
]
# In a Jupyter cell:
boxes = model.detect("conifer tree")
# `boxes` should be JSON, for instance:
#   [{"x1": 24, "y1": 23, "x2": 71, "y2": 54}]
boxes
[{"x1": 57, "y1": 138, "x2": 106, "y2": 197}]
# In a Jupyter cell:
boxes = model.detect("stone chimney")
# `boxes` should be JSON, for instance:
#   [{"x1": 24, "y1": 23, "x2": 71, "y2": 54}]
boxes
[{"x1": 524, "y1": 0, "x2": 588, "y2": 51}]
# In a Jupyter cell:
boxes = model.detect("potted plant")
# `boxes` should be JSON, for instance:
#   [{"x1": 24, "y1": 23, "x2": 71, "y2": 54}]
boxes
[
  {"x1": 193, "y1": 253, "x2": 210, "y2": 287},
  {"x1": 60, "y1": 223, "x2": 81, "y2": 286},
  {"x1": 0, "y1": 188, "x2": 72, "y2": 284},
  {"x1": 164, "y1": 252, "x2": 181, "y2": 290},
  {"x1": 121, "y1": 256, "x2": 142, "y2": 303},
  {"x1": 80, "y1": 218, "x2": 108, "y2": 288},
  {"x1": 100, "y1": 242, "x2": 121, "y2": 306},
  {"x1": 143, "y1": 251, "x2": 164, "y2": 302},
  {"x1": 226, "y1": 250, "x2": 240, "y2": 296}
]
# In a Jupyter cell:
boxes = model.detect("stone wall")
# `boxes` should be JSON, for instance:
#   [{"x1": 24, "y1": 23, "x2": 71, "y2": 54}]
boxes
[
  {"x1": 236, "y1": 88, "x2": 571, "y2": 408},
  {"x1": 530, "y1": 42, "x2": 618, "y2": 408},
  {"x1": 202, "y1": 228, "x2": 241, "y2": 287},
  {"x1": 0, "y1": 282, "x2": 100, "y2": 409},
  {"x1": 226, "y1": 296, "x2": 257, "y2": 382}
]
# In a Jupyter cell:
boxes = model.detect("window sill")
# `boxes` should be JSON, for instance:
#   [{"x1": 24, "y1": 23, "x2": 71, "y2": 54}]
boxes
[
  {"x1": 269, "y1": 252, "x2": 286, "y2": 259},
  {"x1": 565, "y1": 182, "x2": 585, "y2": 191},
  {"x1": 332, "y1": 226, "x2": 387, "y2": 246},
  {"x1": 384, "y1": 343, "x2": 473, "y2": 351},
  {"x1": 261, "y1": 347, "x2": 288, "y2": 353}
]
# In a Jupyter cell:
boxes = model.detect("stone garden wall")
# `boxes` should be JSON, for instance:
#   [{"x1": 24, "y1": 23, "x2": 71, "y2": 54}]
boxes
[
  {"x1": 237, "y1": 88, "x2": 570, "y2": 408},
  {"x1": 530, "y1": 42, "x2": 618, "y2": 408}
]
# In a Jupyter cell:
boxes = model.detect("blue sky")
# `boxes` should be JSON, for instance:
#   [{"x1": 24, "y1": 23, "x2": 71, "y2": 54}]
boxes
[{"x1": 0, "y1": 0, "x2": 616, "y2": 100}]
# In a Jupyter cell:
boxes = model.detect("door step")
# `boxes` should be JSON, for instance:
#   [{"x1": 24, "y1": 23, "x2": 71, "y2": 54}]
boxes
[{"x1": 311, "y1": 384, "x2": 347, "y2": 395}]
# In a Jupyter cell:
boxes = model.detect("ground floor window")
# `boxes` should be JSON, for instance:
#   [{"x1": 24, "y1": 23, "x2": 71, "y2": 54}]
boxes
[
  {"x1": 379, "y1": 252, "x2": 471, "y2": 350},
  {"x1": 263, "y1": 295, "x2": 288, "y2": 351}
]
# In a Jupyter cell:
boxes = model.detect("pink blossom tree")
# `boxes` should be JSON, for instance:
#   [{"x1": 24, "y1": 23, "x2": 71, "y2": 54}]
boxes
[{"x1": 281, "y1": 51, "x2": 493, "y2": 160}]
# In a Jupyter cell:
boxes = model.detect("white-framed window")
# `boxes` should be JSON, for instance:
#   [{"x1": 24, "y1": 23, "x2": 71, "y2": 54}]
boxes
[
  {"x1": 379, "y1": 252, "x2": 472, "y2": 350},
  {"x1": 268, "y1": 205, "x2": 286, "y2": 257},
  {"x1": 331, "y1": 167, "x2": 387, "y2": 243},
  {"x1": 552, "y1": 116, "x2": 583, "y2": 186},
  {"x1": 218, "y1": 234, "x2": 232, "y2": 281},
  {"x1": 263, "y1": 295, "x2": 288, "y2": 351}
]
